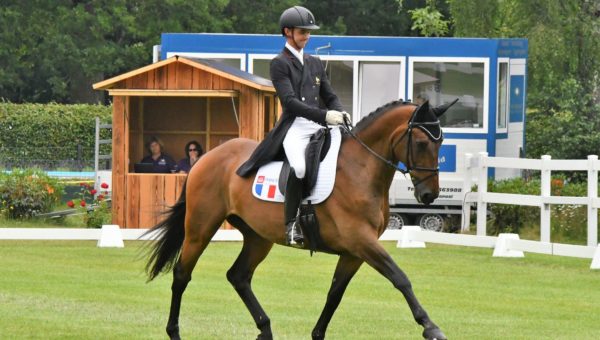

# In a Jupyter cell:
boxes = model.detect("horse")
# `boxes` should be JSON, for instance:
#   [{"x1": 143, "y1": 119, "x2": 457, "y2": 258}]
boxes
[{"x1": 145, "y1": 99, "x2": 454, "y2": 340}]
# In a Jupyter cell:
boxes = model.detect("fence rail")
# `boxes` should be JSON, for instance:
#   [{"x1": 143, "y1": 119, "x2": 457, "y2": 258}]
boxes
[{"x1": 462, "y1": 153, "x2": 599, "y2": 248}]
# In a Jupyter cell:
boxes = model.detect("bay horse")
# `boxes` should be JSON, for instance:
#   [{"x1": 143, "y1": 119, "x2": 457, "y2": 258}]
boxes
[{"x1": 145, "y1": 100, "x2": 454, "y2": 340}]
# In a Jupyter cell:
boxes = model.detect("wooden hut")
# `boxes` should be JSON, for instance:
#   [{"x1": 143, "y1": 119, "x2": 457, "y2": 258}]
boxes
[{"x1": 93, "y1": 56, "x2": 278, "y2": 228}]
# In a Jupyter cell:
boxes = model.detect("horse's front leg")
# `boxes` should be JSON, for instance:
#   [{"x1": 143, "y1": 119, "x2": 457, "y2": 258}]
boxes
[
  {"x1": 312, "y1": 255, "x2": 363, "y2": 340},
  {"x1": 356, "y1": 240, "x2": 446, "y2": 340}
]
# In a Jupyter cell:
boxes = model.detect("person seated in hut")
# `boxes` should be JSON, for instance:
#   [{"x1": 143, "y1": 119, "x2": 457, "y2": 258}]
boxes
[
  {"x1": 177, "y1": 140, "x2": 203, "y2": 173},
  {"x1": 140, "y1": 136, "x2": 177, "y2": 173}
]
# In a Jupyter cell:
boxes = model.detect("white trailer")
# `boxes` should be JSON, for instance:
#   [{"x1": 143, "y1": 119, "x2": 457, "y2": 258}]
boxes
[{"x1": 388, "y1": 174, "x2": 467, "y2": 231}]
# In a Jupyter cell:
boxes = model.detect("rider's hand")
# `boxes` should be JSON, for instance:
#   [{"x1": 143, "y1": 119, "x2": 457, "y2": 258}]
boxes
[
  {"x1": 326, "y1": 110, "x2": 345, "y2": 125},
  {"x1": 342, "y1": 111, "x2": 351, "y2": 124}
]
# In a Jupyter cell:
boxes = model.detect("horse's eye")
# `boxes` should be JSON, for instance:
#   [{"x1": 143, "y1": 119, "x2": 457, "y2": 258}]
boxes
[{"x1": 416, "y1": 140, "x2": 429, "y2": 150}]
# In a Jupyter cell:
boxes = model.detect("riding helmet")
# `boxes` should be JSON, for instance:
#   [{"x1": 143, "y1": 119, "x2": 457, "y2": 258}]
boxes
[{"x1": 279, "y1": 6, "x2": 320, "y2": 34}]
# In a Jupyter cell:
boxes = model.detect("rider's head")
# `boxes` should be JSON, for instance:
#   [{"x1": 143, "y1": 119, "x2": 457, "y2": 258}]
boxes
[{"x1": 279, "y1": 6, "x2": 319, "y2": 51}]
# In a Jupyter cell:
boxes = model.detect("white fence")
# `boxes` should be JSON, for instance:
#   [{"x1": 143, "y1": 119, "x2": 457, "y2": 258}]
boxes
[
  {"x1": 462, "y1": 152, "x2": 598, "y2": 247},
  {"x1": 429, "y1": 152, "x2": 600, "y2": 269}
]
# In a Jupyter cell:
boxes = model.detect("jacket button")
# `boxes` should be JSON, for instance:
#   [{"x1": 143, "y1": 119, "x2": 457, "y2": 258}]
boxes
[
  {"x1": 302, "y1": 97, "x2": 305, "y2": 101},
  {"x1": 314, "y1": 97, "x2": 318, "y2": 100}
]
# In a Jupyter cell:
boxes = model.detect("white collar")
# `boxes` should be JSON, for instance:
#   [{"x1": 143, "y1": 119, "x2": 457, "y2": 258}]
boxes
[{"x1": 285, "y1": 42, "x2": 304, "y2": 65}]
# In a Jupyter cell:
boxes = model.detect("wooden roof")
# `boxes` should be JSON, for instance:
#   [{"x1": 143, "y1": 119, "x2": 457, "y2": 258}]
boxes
[{"x1": 93, "y1": 55, "x2": 275, "y2": 92}]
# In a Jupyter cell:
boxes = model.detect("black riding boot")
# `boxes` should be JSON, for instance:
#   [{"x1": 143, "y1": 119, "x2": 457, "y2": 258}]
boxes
[{"x1": 284, "y1": 169, "x2": 304, "y2": 247}]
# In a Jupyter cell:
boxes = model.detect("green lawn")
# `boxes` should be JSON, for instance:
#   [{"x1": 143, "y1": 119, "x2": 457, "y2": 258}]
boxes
[{"x1": 0, "y1": 240, "x2": 598, "y2": 339}]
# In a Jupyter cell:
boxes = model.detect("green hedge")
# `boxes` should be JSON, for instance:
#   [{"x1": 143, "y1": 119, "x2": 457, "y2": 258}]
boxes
[{"x1": 0, "y1": 103, "x2": 112, "y2": 170}]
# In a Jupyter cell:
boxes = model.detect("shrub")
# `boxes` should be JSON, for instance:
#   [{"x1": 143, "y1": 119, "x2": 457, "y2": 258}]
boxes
[
  {"x1": 486, "y1": 177, "x2": 540, "y2": 235},
  {"x1": 481, "y1": 176, "x2": 593, "y2": 243},
  {"x1": 66, "y1": 182, "x2": 111, "y2": 228},
  {"x1": 0, "y1": 102, "x2": 111, "y2": 170},
  {"x1": 0, "y1": 169, "x2": 64, "y2": 219}
]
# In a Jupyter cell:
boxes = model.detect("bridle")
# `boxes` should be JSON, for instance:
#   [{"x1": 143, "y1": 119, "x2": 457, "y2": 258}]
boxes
[{"x1": 341, "y1": 105, "x2": 443, "y2": 187}]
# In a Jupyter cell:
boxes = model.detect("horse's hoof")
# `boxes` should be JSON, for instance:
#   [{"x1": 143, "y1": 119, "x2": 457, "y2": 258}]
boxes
[
  {"x1": 423, "y1": 327, "x2": 447, "y2": 340},
  {"x1": 256, "y1": 332, "x2": 273, "y2": 340},
  {"x1": 166, "y1": 324, "x2": 181, "y2": 340}
]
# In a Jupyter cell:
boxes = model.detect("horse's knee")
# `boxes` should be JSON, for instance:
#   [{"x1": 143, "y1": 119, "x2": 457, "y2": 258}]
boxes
[
  {"x1": 172, "y1": 263, "x2": 191, "y2": 292},
  {"x1": 392, "y1": 274, "x2": 412, "y2": 292},
  {"x1": 226, "y1": 268, "x2": 250, "y2": 290}
]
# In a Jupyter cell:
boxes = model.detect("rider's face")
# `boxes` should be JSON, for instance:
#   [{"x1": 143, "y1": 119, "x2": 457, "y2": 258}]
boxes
[{"x1": 285, "y1": 28, "x2": 311, "y2": 50}]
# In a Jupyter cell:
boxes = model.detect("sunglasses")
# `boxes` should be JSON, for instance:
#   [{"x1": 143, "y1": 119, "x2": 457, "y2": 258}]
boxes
[{"x1": 188, "y1": 148, "x2": 198, "y2": 152}]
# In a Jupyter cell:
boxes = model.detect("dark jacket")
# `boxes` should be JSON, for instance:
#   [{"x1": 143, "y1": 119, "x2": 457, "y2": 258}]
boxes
[
  {"x1": 236, "y1": 47, "x2": 343, "y2": 176},
  {"x1": 141, "y1": 154, "x2": 177, "y2": 173}
]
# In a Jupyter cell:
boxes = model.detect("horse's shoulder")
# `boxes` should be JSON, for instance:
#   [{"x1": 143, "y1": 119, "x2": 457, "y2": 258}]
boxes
[{"x1": 229, "y1": 137, "x2": 258, "y2": 146}]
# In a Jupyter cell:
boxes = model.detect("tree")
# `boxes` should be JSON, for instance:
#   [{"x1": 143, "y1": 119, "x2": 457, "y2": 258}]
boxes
[
  {"x1": 448, "y1": 0, "x2": 600, "y2": 160},
  {"x1": 0, "y1": 0, "x2": 231, "y2": 104},
  {"x1": 407, "y1": 0, "x2": 450, "y2": 37}
]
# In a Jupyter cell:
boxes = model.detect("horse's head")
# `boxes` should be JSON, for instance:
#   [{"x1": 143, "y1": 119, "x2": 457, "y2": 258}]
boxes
[{"x1": 392, "y1": 99, "x2": 457, "y2": 205}]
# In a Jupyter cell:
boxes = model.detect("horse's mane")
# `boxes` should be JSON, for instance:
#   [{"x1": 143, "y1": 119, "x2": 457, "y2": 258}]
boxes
[{"x1": 352, "y1": 100, "x2": 414, "y2": 133}]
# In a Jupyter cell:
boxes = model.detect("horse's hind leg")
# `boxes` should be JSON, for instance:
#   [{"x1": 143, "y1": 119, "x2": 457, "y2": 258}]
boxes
[
  {"x1": 226, "y1": 216, "x2": 274, "y2": 339},
  {"x1": 312, "y1": 255, "x2": 363, "y2": 340},
  {"x1": 166, "y1": 210, "x2": 224, "y2": 340},
  {"x1": 356, "y1": 241, "x2": 446, "y2": 340}
]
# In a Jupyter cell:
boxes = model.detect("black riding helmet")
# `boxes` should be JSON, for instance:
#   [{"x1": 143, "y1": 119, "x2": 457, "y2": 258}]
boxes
[{"x1": 279, "y1": 6, "x2": 320, "y2": 35}]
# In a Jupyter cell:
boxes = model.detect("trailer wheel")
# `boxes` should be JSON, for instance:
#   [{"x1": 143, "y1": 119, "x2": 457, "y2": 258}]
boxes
[
  {"x1": 418, "y1": 213, "x2": 444, "y2": 232},
  {"x1": 387, "y1": 213, "x2": 408, "y2": 229}
]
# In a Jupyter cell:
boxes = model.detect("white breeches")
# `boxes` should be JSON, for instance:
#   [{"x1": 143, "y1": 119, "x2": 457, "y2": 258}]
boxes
[{"x1": 283, "y1": 117, "x2": 323, "y2": 179}]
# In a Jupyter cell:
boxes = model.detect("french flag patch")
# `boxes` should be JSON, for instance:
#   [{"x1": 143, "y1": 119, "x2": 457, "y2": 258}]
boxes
[
  {"x1": 254, "y1": 176, "x2": 265, "y2": 195},
  {"x1": 254, "y1": 175, "x2": 278, "y2": 199}
]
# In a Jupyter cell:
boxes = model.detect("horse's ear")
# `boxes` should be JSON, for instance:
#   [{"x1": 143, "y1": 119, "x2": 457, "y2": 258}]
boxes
[
  {"x1": 414, "y1": 100, "x2": 430, "y2": 117},
  {"x1": 432, "y1": 98, "x2": 459, "y2": 117}
]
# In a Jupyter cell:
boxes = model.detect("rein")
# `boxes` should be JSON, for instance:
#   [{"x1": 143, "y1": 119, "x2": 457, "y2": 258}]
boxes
[{"x1": 340, "y1": 106, "x2": 442, "y2": 186}]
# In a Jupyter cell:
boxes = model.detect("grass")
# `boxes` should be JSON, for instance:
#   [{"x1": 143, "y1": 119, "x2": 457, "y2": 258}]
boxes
[
  {"x1": 0, "y1": 241, "x2": 599, "y2": 339},
  {"x1": 0, "y1": 215, "x2": 84, "y2": 228}
]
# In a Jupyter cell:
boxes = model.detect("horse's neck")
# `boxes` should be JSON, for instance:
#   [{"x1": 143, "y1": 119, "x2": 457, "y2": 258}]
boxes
[{"x1": 350, "y1": 118, "x2": 403, "y2": 192}]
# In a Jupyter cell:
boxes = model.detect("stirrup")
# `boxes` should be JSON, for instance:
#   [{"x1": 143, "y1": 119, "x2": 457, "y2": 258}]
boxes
[{"x1": 286, "y1": 220, "x2": 304, "y2": 248}]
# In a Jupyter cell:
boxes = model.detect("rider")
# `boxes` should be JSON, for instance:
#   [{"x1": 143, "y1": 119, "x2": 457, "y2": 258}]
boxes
[{"x1": 236, "y1": 6, "x2": 349, "y2": 247}]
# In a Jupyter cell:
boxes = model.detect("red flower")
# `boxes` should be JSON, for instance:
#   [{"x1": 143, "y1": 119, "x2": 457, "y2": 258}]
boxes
[
  {"x1": 98, "y1": 194, "x2": 105, "y2": 201},
  {"x1": 80, "y1": 182, "x2": 86, "y2": 187},
  {"x1": 100, "y1": 182, "x2": 109, "y2": 189},
  {"x1": 80, "y1": 200, "x2": 86, "y2": 207},
  {"x1": 90, "y1": 189, "x2": 97, "y2": 195},
  {"x1": 67, "y1": 200, "x2": 75, "y2": 208}
]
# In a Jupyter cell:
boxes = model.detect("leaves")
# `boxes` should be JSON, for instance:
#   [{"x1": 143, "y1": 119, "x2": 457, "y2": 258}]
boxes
[
  {"x1": 408, "y1": 0, "x2": 449, "y2": 37},
  {"x1": 0, "y1": 103, "x2": 111, "y2": 170},
  {"x1": 0, "y1": 169, "x2": 64, "y2": 219}
]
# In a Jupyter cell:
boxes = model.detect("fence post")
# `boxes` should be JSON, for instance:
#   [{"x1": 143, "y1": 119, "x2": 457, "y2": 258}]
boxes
[
  {"x1": 588, "y1": 155, "x2": 598, "y2": 247},
  {"x1": 462, "y1": 153, "x2": 473, "y2": 232},
  {"x1": 94, "y1": 117, "x2": 100, "y2": 175},
  {"x1": 540, "y1": 155, "x2": 551, "y2": 243},
  {"x1": 476, "y1": 152, "x2": 488, "y2": 236},
  {"x1": 76, "y1": 143, "x2": 83, "y2": 171}
]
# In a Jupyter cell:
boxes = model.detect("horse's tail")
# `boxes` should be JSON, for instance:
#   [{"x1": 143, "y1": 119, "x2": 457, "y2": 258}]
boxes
[{"x1": 144, "y1": 181, "x2": 187, "y2": 281}]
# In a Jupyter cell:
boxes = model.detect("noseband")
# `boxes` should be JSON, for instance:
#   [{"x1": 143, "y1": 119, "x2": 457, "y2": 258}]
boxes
[{"x1": 342, "y1": 106, "x2": 442, "y2": 187}]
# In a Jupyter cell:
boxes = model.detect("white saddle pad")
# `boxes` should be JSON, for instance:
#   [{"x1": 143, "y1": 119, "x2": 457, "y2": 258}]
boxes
[{"x1": 252, "y1": 127, "x2": 341, "y2": 204}]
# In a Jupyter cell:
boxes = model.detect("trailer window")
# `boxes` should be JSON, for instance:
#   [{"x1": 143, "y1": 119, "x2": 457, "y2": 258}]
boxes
[
  {"x1": 252, "y1": 59, "x2": 270, "y2": 79},
  {"x1": 359, "y1": 62, "x2": 401, "y2": 118},
  {"x1": 497, "y1": 62, "x2": 509, "y2": 130},
  {"x1": 412, "y1": 61, "x2": 485, "y2": 128},
  {"x1": 322, "y1": 60, "x2": 353, "y2": 114}
]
